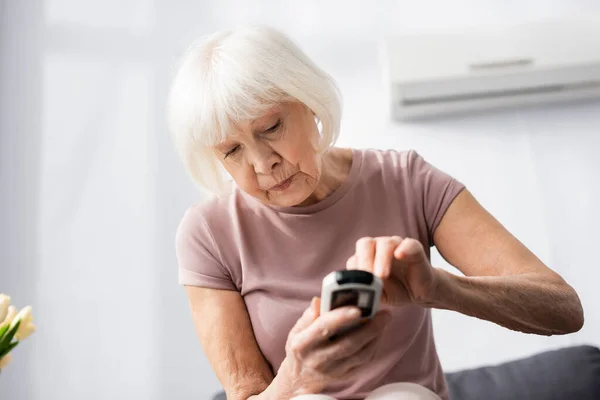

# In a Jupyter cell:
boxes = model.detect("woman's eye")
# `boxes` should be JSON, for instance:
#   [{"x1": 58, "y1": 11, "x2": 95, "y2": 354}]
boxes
[
  {"x1": 224, "y1": 146, "x2": 240, "y2": 159},
  {"x1": 264, "y1": 120, "x2": 280, "y2": 133}
]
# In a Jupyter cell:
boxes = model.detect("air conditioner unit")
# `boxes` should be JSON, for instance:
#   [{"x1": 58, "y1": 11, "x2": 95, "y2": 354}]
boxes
[{"x1": 382, "y1": 18, "x2": 600, "y2": 120}]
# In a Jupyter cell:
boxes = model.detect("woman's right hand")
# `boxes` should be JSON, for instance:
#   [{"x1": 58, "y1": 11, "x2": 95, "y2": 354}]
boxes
[{"x1": 281, "y1": 297, "x2": 392, "y2": 396}]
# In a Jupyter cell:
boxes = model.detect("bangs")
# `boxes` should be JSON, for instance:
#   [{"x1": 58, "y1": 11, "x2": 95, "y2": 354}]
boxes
[{"x1": 192, "y1": 51, "x2": 293, "y2": 148}]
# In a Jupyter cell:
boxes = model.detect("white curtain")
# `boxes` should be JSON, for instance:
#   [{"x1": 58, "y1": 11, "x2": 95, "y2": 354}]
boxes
[
  {"x1": 1, "y1": 1, "x2": 599, "y2": 399},
  {"x1": 2, "y1": 1, "x2": 216, "y2": 398}
]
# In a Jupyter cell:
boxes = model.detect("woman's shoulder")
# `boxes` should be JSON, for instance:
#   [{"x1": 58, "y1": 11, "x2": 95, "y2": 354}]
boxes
[
  {"x1": 356, "y1": 147, "x2": 461, "y2": 197},
  {"x1": 186, "y1": 193, "x2": 230, "y2": 215},
  {"x1": 359, "y1": 147, "x2": 421, "y2": 168},
  {"x1": 175, "y1": 193, "x2": 243, "y2": 290},
  {"x1": 177, "y1": 193, "x2": 236, "y2": 241},
  {"x1": 356, "y1": 147, "x2": 426, "y2": 183}
]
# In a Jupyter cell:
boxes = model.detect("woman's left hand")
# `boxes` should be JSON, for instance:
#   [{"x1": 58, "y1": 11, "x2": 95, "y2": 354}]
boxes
[{"x1": 346, "y1": 236, "x2": 438, "y2": 307}]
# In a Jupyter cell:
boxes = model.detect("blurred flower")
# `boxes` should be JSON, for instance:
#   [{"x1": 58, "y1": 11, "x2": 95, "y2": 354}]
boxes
[
  {"x1": 0, "y1": 297, "x2": 36, "y2": 372},
  {"x1": 0, "y1": 354, "x2": 12, "y2": 369},
  {"x1": 10, "y1": 306, "x2": 36, "y2": 341},
  {"x1": 0, "y1": 305, "x2": 17, "y2": 331},
  {"x1": 0, "y1": 294, "x2": 9, "y2": 325}
]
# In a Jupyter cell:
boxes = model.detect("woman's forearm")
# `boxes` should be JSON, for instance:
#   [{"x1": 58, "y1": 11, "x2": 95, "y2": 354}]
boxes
[{"x1": 424, "y1": 268, "x2": 584, "y2": 336}]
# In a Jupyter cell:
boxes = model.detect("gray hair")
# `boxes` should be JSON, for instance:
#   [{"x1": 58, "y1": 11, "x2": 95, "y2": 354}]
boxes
[{"x1": 167, "y1": 25, "x2": 342, "y2": 195}]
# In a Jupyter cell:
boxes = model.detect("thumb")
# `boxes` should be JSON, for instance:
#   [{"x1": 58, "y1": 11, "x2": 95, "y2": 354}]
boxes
[{"x1": 290, "y1": 297, "x2": 320, "y2": 334}]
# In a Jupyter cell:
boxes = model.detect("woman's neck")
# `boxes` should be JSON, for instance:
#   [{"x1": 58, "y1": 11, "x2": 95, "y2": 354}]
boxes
[{"x1": 297, "y1": 147, "x2": 353, "y2": 207}]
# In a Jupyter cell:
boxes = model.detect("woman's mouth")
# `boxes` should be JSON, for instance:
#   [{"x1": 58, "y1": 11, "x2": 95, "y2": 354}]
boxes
[{"x1": 269, "y1": 174, "x2": 296, "y2": 192}]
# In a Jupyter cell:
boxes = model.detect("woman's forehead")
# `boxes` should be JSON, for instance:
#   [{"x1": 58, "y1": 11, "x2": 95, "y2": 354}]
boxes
[
  {"x1": 213, "y1": 106, "x2": 280, "y2": 143},
  {"x1": 205, "y1": 101, "x2": 298, "y2": 148},
  {"x1": 234, "y1": 104, "x2": 280, "y2": 129},
  {"x1": 250, "y1": 103, "x2": 283, "y2": 122}
]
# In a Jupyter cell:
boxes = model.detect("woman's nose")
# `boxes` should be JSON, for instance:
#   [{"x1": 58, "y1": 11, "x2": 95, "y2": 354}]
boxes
[{"x1": 251, "y1": 147, "x2": 280, "y2": 175}]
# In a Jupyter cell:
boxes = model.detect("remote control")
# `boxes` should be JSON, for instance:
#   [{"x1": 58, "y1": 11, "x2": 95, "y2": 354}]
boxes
[{"x1": 320, "y1": 270, "x2": 382, "y2": 319}]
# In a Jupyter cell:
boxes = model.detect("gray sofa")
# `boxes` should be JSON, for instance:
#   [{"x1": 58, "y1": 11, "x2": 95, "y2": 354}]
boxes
[{"x1": 212, "y1": 345, "x2": 600, "y2": 399}]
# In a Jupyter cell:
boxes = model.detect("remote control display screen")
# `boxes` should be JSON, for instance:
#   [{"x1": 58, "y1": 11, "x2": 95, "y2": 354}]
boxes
[{"x1": 331, "y1": 289, "x2": 374, "y2": 317}]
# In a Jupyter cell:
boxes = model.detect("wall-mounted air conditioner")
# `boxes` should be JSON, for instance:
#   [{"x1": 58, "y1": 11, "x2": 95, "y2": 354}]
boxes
[{"x1": 382, "y1": 18, "x2": 600, "y2": 120}]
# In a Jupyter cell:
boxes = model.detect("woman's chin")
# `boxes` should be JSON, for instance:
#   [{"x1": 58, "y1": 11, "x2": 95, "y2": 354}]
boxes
[
  {"x1": 266, "y1": 186, "x2": 315, "y2": 208},
  {"x1": 267, "y1": 193, "x2": 304, "y2": 208}
]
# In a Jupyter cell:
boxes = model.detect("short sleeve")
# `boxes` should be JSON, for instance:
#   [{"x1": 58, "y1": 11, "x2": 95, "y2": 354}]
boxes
[
  {"x1": 175, "y1": 207, "x2": 237, "y2": 290},
  {"x1": 407, "y1": 150, "x2": 465, "y2": 246}
]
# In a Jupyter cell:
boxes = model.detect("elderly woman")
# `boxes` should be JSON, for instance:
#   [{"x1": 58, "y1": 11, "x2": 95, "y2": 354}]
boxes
[{"x1": 167, "y1": 26, "x2": 584, "y2": 400}]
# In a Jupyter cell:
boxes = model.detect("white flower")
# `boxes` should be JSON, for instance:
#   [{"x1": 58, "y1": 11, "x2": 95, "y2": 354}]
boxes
[
  {"x1": 0, "y1": 354, "x2": 12, "y2": 369},
  {"x1": 0, "y1": 305, "x2": 17, "y2": 331},
  {"x1": 10, "y1": 306, "x2": 36, "y2": 341},
  {"x1": 0, "y1": 294, "x2": 9, "y2": 325}
]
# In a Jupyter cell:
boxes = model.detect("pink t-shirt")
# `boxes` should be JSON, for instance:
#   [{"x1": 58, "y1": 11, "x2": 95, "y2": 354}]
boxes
[{"x1": 176, "y1": 148, "x2": 465, "y2": 400}]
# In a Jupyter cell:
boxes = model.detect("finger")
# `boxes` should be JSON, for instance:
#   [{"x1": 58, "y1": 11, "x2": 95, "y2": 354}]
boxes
[
  {"x1": 355, "y1": 237, "x2": 376, "y2": 273},
  {"x1": 289, "y1": 297, "x2": 319, "y2": 335},
  {"x1": 322, "y1": 332, "x2": 379, "y2": 378},
  {"x1": 312, "y1": 297, "x2": 321, "y2": 318},
  {"x1": 346, "y1": 255, "x2": 358, "y2": 270},
  {"x1": 293, "y1": 306, "x2": 363, "y2": 351},
  {"x1": 319, "y1": 310, "x2": 391, "y2": 362},
  {"x1": 373, "y1": 238, "x2": 399, "y2": 279},
  {"x1": 394, "y1": 237, "x2": 425, "y2": 261},
  {"x1": 326, "y1": 310, "x2": 391, "y2": 356}
]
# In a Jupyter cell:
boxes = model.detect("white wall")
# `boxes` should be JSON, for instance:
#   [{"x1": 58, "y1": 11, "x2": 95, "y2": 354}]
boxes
[{"x1": 1, "y1": 1, "x2": 599, "y2": 399}]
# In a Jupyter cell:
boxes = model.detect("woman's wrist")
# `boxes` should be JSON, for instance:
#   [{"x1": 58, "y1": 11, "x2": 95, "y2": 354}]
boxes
[
  {"x1": 273, "y1": 357, "x2": 325, "y2": 399},
  {"x1": 417, "y1": 268, "x2": 458, "y2": 309}
]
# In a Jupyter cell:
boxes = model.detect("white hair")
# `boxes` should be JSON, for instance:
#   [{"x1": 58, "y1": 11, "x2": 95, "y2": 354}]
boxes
[{"x1": 166, "y1": 25, "x2": 342, "y2": 195}]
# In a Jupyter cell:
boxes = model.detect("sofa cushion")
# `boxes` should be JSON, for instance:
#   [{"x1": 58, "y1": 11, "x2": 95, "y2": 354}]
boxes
[
  {"x1": 445, "y1": 345, "x2": 600, "y2": 400},
  {"x1": 212, "y1": 345, "x2": 600, "y2": 400}
]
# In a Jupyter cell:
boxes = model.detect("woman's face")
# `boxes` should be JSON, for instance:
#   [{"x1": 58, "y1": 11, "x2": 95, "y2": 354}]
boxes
[{"x1": 213, "y1": 102, "x2": 323, "y2": 207}]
